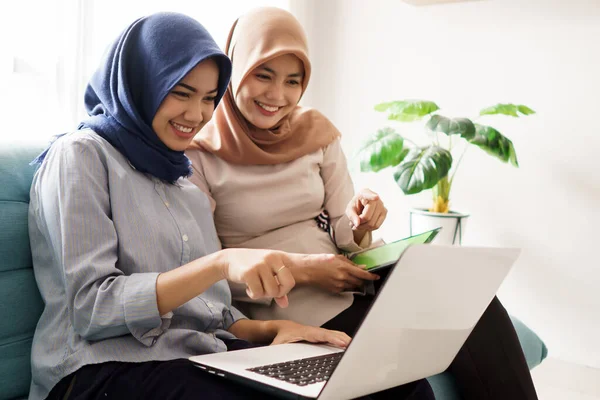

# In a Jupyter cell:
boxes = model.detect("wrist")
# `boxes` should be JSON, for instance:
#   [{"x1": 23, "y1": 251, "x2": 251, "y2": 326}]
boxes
[
  {"x1": 212, "y1": 249, "x2": 229, "y2": 280},
  {"x1": 263, "y1": 320, "x2": 284, "y2": 340},
  {"x1": 290, "y1": 264, "x2": 310, "y2": 285}
]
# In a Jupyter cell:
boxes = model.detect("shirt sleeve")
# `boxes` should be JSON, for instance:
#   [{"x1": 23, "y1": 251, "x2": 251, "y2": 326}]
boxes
[
  {"x1": 222, "y1": 305, "x2": 247, "y2": 330},
  {"x1": 35, "y1": 137, "x2": 169, "y2": 346},
  {"x1": 320, "y1": 138, "x2": 372, "y2": 253}
]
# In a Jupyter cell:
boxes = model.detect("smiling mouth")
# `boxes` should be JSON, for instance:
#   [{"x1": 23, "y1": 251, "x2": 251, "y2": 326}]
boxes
[
  {"x1": 255, "y1": 101, "x2": 283, "y2": 113},
  {"x1": 170, "y1": 121, "x2": 197, "y2": 137}
]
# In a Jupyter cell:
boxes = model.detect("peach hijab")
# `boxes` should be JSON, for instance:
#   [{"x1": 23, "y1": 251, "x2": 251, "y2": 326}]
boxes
[{"x1": 189, "y1": 7, "x2": 340, "y2": 165}]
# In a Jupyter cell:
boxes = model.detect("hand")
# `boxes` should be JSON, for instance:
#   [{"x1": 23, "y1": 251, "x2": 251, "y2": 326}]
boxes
[
  {"x1": 220, "y1": 249, "x2": 296, "y2": 308},
  {"x1": 271, "y1": 320, "x2": 351, "y2": 348},
  {"x1": 346, "y1": 188, "x2": 387, "y2": 233},
  {"x1": 291, "y1": 254, "x2": 380, "y2": 294}
]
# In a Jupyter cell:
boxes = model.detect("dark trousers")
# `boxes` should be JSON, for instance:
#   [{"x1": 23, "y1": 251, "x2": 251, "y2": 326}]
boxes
[
  {"x1": 322, "y1": 274, "x2": 538, "y2": 400},
  {"x1": 47, "y1": 339, "x2": 434, "y2": 400}
]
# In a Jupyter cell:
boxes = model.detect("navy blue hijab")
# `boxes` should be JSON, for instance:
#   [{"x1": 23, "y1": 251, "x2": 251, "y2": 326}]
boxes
[{"x1": 34, "y1": 12, "x2": 231, "y2": 183}]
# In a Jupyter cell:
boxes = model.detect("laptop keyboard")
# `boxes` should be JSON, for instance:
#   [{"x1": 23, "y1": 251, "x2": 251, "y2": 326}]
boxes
[{"x1": 247, "y1": 352, "x2": 343, "y2": 386}]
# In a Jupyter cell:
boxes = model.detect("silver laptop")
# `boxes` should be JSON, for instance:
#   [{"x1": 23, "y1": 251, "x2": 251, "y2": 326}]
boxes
[{"x1": 190, "y1": 244, "x2": 521, "y2": 399}]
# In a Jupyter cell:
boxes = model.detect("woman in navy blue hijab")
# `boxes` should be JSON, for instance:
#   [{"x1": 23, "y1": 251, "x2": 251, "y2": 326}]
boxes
[
  {"x1": 28, "y1": 12, "x2": 437, "y2": 400},
  {"x1": 35, "y1": 12, "x2": 230, "y2": 182}
]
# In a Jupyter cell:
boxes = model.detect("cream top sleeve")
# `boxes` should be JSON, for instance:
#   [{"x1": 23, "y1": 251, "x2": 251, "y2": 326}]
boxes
[
  {"x1": 320, "y1": 139, "x2": 372, "y2": 252},
  {"x1": 187, "y1": 150, "x2": 216, "y2": 213}
]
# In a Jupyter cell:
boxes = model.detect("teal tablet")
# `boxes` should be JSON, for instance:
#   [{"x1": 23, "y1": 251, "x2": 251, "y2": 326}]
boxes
[{"x1": 351, "y1": 228, "x2": 441, "y2": 272}]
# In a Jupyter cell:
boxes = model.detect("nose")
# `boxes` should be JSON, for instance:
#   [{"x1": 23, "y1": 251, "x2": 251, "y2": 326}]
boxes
[
  {"x1": 183, "y1": 99, "x2": 205, "y2": 125},
  {"x1": 265, "y1": 81, "x2": 284, "y2": 102}
]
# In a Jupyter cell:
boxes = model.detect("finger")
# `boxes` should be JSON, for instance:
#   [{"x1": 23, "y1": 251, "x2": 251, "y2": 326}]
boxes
[
  {"x1": 259, "y1": 267, "x2": 281, "y2": 298},
  {"x1": 344, "y1": 265, "x2": 380, "y2": 281},
  {"x1": 358, "y1": 189, "x2": 379, "y2": 205},
  {"x1": 374, "y1": 212, "x2": 386, "y2": 229},
  {"x1": 244, "y1": 272, "x2": 264, "y2": 299},
  {"x1": 358, "y1": 202, "x2": 377, "y2": 224},
  {"x1": 343, "y1": 275, "x2": 364, "y2": 289},
  {"x1": 330, "y1": 330, "x2": 352, "y2": 347},
  {"x1": 361, "y1": 208, "x2": 383, "y2": 230},
  {"x1": 346, "y1": 204, "x2": 361, "y2": 228},
  {"x1": 314, "y1": 328, "x2": 349, "y2": 348},
  {"x1": 274, "y1": 295, "x2": 289, "y2": 308},
  {"x1": 275, "y1": 266, "x2": 295, "y2": 298}
]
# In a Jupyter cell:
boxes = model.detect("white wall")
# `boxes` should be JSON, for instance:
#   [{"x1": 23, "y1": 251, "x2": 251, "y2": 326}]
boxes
[
  {"x1": 0, "y1": 0, "x2": 290, "y2": 142},
  {"x1": 291, "y1": 0, "x2": 600, "y2": 368}
]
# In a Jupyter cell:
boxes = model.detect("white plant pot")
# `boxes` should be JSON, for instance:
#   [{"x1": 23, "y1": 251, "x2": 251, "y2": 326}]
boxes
[{"x1": 409, "y1": 208, "x2": 470, "y2": 245}]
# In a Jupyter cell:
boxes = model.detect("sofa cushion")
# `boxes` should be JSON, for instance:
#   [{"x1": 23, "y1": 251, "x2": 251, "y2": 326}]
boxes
[
  {"x1": 0, "y1": 143, "x2": 45, "y2": 400},
  {"x1": 0, "y1": 201, "x2": 31, "y2": 273}
]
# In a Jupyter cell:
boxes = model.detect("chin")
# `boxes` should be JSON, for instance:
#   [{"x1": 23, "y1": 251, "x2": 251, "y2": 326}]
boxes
[
  {"x1": 252, "y1": 116, "x2": 282, "y2": 130},
  {"x1": 165, "y1": 140, "x2": 191, "y2": 152}
]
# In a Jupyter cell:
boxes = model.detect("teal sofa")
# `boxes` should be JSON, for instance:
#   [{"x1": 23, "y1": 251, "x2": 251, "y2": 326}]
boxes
[{"x1": 0, "y1": 142, "x2": 547, "y2": 400}]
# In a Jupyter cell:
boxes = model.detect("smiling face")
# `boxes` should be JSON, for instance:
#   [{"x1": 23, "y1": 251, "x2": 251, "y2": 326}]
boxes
[
  {"x1": 152, "y1": 58, "x2": 220, "y2": 151},
  {"x1": 234, "y1": 54, "x2": 304, "y2": 130}
]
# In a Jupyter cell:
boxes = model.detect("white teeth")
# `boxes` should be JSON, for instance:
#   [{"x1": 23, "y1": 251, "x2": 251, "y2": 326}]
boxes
[
  {"x1": 257, "y1": 101, "x2": 279, "y2": 112},
  {"x1": 171, "y1": 122, "x2": 193, "y2": 133}
]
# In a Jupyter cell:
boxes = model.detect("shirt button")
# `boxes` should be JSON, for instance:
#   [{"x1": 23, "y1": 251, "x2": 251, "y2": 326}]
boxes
[
  {"x1": 207, "y1": 302, "x2": 214, "y2": 308},
  {"x1": 182, "y1": 234, "x2": 189, "y2": 242},
  {"x1": 164, "y1": 201, "x2": 170, "y2": 207}
]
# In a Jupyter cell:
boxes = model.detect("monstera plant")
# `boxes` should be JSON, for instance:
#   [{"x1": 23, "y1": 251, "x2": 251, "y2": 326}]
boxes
[{"x1": 357, "y1": 100, "x2": 535, "y2": 214}]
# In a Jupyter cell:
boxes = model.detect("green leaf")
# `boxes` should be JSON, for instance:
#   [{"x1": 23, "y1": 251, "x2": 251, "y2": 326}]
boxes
[
  {"x1": 426, "y1": 115, "x2": 476, "y2": 140},
  {"x1": 479, "y1": 103, "x2": 536, "y2": 117},
  {"x1": 357, "y1": 127, "x2": 410, "y2": 172},
  {"x1": 374, "y1": 100, "x2": 440, "y2": 122},
  {"x1": 470, "y1": 124, "x2": 519, "y2": 167},
  {"x1": 393, "y1": 146, "x2": 453, "y2": 195},
  {"x1": 517, "y1": 105, "x2": 536, "y2": 115}
]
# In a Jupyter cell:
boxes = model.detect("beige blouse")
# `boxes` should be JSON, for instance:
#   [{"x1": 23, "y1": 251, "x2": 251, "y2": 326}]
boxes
[{"x1": 186, "y1": 138, "x2": 370, "y2": 326}]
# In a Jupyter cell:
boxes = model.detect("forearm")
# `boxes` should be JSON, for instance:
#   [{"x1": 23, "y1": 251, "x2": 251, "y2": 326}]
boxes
[
  {"x1": 156, "y1": 250, "x2": 226, "y2": 315},
  {"x1": 227, "y1": 319, "x2": 281, "y2": 344}
]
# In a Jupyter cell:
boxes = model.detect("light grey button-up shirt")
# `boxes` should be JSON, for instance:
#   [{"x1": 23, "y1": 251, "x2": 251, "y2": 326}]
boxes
[{"x1": 28, "y1": 131, "x2": 245, "y2": 400}]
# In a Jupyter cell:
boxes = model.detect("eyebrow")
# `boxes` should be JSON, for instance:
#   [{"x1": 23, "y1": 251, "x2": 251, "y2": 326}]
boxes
[
  {"x1": 261, "y1": 66, "x2": 303, "y2": 78},
  {"x1": 175, "y1": 83, "x2": 218, "y2": 94}
]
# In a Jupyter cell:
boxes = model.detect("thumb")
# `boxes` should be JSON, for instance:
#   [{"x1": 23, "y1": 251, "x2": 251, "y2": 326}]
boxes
[{"x1": 274, "y1": 295, "x2": 289, "y2": 308}]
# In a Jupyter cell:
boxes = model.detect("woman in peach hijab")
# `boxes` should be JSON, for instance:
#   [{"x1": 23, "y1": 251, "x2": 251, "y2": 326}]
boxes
[
  {"x1": 187, "y1": 7, "x2": 385, "y2": 328},
  {"x1": 187, "y1": 8, "x2": 538, "y2": 400}
]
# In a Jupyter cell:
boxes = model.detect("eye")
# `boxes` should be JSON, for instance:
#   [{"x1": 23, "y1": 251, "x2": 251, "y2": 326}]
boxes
[
  {"x1": 256, "y1": 73, "x2": 271, "y2": 81},
  {"x1": 204, "y1": 95, "x2": 217, "y2": 102},
  {"x1": 287, "y1": 79, "x2": 301, "y2": 86},
  {"x1": 171, "y1": 90, "x2": 191, "y2": 99}
]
